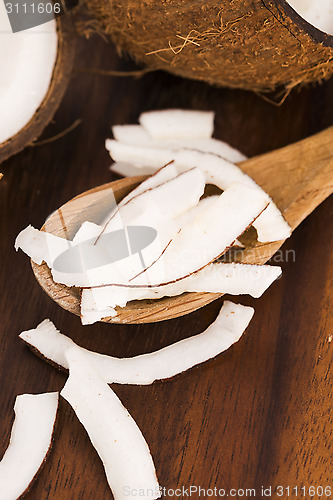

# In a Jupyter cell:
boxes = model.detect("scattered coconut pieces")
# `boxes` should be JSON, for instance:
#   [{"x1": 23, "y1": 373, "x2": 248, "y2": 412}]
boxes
[
  {"x1": 15, "y1": 111, "x2": 290, "y2": 322},
  {"x1": 61, "y1": 348, "x2": 161, "y2": 499},
  {"x1": 106, "y1": 109, "x2": 291, "y2": 243},
  {"x1": 0, "y1": 392, "x2": 58, "y2": 500}
]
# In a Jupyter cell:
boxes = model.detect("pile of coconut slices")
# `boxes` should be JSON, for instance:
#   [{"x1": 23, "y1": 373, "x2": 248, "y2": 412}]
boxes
[{"x1": 5, "y1": 110, "x2": 291, "y2": 499}]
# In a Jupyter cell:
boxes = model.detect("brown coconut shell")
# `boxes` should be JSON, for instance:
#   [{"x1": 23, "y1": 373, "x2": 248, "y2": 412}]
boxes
[
  {"x1": 84, "y1": 0, "x2": 333, "y2": 93},
  {"x1": 0, "y1": 14, "x2": 75, "y2": 164}
]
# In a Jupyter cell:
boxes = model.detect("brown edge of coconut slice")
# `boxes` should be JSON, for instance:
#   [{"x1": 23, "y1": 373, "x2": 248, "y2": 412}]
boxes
[
  {"x1": 61, "y1": 348, "x2": 161, "y2": 499},
  {"x1": 20, "y1": 301, "x2": 254, "y2": 385},
  {"x1": 0, "y1": 14, "x2": 75, "y2": 164},
  {"x1": 0, "y1": 392, "x2": 58, "y2": 499}
]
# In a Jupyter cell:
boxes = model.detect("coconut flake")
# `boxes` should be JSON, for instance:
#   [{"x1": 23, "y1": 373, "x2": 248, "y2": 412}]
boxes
[
  {"x1": 139, "y1": 109, "x2": 214, "y2": 141},
  {"x1": 106, "y1": 139, "x2": 291, "y2": 242},
  {"x1": 0, "y1": 392, "x2": 58, "y2": 500},
  {"x1": 80, "y1": 263, "x2": 281, "y2": 324},
  {"x1": 127, "y1": 182, "x2": 269, "y2": 287},
  {"x1": 110, "y1": 162, "x2": 157, "y2": 177},
  {"x1": 15, "y1": 225, "x2": 71, "y2": 267},
  {"x1": 21, "y1": 301, "x2": 254, "y2": 384},
  {"x1": 51, "y1": 168, "x2": 206, "y2": 288},
  {"x1": 112, "y1": 124, "x2": 246, "y2": 163},
  {"x1": 61, "y1": 348, "x2": 160, "y2": 499}
]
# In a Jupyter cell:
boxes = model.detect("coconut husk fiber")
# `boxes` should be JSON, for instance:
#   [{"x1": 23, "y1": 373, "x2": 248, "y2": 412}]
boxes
[
  {"x1": 84, "y1": 0, "x2": 333, "y2": 93},
  {"x1": 0, "y1": 14, "x2": 75, "y2": 164}
]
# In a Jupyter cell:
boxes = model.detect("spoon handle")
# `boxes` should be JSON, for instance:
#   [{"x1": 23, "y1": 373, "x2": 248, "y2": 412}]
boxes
[{"x1": 240, "y1": 126, "x2": 333, "y2": 231}]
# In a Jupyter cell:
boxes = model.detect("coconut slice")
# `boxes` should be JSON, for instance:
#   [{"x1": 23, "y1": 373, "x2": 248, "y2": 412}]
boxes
[
  {"x1": 15, "y1": 225, "x2": 71, "y2": 267},
  {"x1": 51, "y1": 168, "x2": 206, "y2": 288},
  {"x1": 80, "y1": 263, "x2": 281, "y2": 324},
  {"x1": 0, "y1": 392, "x2": 58, "y2": 500},
  {"x1": 110, "y1": 162, "x2": 157, "y2": 177},
  {"x1": 20, "y1": 301, "x2": 254, "y2": 384},
  {"x1": 100, "y1": 166, "x2": 205, "y2": 231},
  {"x1": 139, "y1": 109, "x2": 214, "y2": 141},
  {"x1": 116, "y1": 162, "x2": 178, "y2": 208},
  {"x1": 105, "y1": 140, "x2": 291, "y2": 242},
  {"x1": 105, "y1": 139, "x2": 176, "y2": 168},
  {"x1": 61, "y1": 348, "x2": 160, "y2": 499},
  {"x1": 99, "y1": 162, "x2": 178, "y2": 237},
  {"x1": 112, "y1": 124, "x2": 247, "y2": 162},
  {"x1": 50, "y1": 182, "x2": 268, "y2": 289},
  {"x1": 127, "y1": 182, "x2": 269, "y2": 287}
]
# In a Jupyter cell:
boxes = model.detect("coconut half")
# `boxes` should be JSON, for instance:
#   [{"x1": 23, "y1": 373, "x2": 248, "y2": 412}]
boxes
[
  {"x1": 0, "y1": 392, "x2": 58, "y2": 499},
  {"x1": 61, "y1": 348, "x2": 160, "y2": 499},
  {"x1": 84, "y1": 0, "x2": 333, "y2": 92},
  {"x1": 0, "y1": 6, "x2": 74, "y2": 163},
  {"x1": 20, "y1": 301, "x2": 254, "y2": 384}
]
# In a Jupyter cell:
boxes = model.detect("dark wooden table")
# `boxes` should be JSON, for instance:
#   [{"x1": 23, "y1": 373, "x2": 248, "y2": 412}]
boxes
[{"x1": 0, "y1": 31, "x2": 332, "y2": 500}]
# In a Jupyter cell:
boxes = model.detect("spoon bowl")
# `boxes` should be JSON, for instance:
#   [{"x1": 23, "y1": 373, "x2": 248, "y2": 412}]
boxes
[{"x1": 32, "y1": 126, "x2": 333, "y2": 323}]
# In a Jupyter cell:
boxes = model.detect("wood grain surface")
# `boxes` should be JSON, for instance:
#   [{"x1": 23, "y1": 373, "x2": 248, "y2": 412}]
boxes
[{"x1": 0, "y1": 23, "x2": 332, "y2": 500}]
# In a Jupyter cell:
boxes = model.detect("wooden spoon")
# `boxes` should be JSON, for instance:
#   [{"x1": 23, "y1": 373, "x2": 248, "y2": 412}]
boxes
[{"x1": 32, "y1": 126, "x2": 333, "y2": 323}]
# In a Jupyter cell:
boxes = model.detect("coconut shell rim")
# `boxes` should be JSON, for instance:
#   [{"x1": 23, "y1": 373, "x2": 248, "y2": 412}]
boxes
[{"x1": 268, "y1": 0, "x2": 333, "y2": 48}]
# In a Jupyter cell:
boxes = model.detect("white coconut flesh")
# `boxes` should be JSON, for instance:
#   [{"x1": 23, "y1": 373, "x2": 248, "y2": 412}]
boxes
[
  {"x1": 20, "y1": 301, "x2": 254, "y2": 385},
  {"x1": 139, "y1": 109, "x2": 214, "y2": 141},
  {"x1": 287, "y1": 0, "x2": 333, "y2": 35},
  {"x1": 126, "y1": 182, "x2": 269, "y2": 287},
  {"x1": 106, "y1": 109, "x2": 291, "y2": 242},
  {"x1": 97, "y1": 162, "x2": 179, "y2": 240},
  {"x1": 106, "y1": 142, "x2": 291, "y2": 243},
  {"x1": 0, "y1": 3, "x2": 58, "y2": 144},
  {"x1": 80, "y1": 263, "x2": 281, "y2": 324},
  {"x1": 99, "y1": 166, "x2": 205, "y2": 232},
  {"x1": 47, "y1": 182, "x2": 268, "y2": 289},
  {"x1": 111, "y1": 124, "x2": 247, "y2": 163},
  {"x1": 0, "y1": 392, "x2": 58, "y2": 500},
  {"x1": 61, "y1": 349, "x2": 160, "y2": 499},
  {"x1": 48, "y1": 167, "x2": 206, "y2": 287},
  {"x1": 110, "y1": 162, "x2": 157, "y2": 177},
  {"x1": 15, "y1": 224, "x2": 71, "y2": 267}
]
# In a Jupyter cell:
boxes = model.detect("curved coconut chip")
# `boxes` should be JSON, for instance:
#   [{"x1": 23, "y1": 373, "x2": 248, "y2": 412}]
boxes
[
  {"x1": 110, "y1": 161, "x2": 157, "y2": 177},
  {"x1": 0, "y1": 12, "x2": 75, "y2": 164},
  {"x1": 80, "y1": 263, "x2": 280, "y2": 324},
  {"x1": 20, "y1": 301, "x2": 254, "y2": 384},
  {"x1": 105, "y1": 141, "x2": 291, "y2": 243},
  {"x1": 61, "y1": 349, "x2": 160, "y2": 499},
  {"x1": 139, "y1": 109, "x2": 214, "y2": 141},
  {"x1": 50, "y1": 168, "x2": 207, "y2": 287},
  {"x1": 112, "y1": 122, "x2": 247, "y2": 163},
  {"x1": 0, "y1": 392, "x2": 58, "y2": 499}
]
